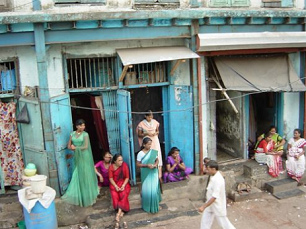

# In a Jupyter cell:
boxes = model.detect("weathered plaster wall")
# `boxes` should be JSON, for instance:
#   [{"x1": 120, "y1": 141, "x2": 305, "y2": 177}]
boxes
[
  {"x1": 45, "y1": 38, "x2": 188, "y2": 97},
  {"x1": 47, "y1": 45, "x2": 65, "y2": 98},
  {"x1": 0, "y1": 46, "x2": 39, "y2": 95},
  {"x1": 283, "y1": 52, "x2": 302, "y2": 140},
  {"x1": 216, "y1": 91, "x2": 243, "y2": 158}
]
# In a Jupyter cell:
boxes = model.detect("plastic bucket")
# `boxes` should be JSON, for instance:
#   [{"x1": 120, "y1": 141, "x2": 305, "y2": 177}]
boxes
[
  {"x1": 23, "y1": 201, "x2": 57, "y2": 229},
  {"x1": 30, "y1": 175, "x2": 47, "y2": 194}
]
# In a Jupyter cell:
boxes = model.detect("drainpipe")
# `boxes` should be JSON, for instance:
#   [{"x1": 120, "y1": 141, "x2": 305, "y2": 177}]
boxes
[
  {"x1": 33, "y1": 1, "x2": 60, "y2": 193},
  {"x1": 191, "y1": 20, "x2": 201, "y2": 175}
]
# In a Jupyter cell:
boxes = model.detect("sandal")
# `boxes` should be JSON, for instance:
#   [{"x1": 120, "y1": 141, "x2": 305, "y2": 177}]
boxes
[
  {"x1": 114, "y1": 222, "x2": 120, "y2": 229},
  {"x1": 123, "y1": 221, "x2": 128, "y2": 229}
]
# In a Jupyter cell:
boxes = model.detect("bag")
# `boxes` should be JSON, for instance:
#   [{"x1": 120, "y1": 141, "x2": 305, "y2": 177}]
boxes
[{"x1": 16, "y1": 104, "x2": 30, "y2": 124}]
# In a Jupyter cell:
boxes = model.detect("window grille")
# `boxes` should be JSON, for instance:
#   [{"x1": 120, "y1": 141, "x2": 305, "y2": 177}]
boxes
[
  {"x1": 0, "y1": 61, "x2": 18, "y2": 95},
  {"x1": 67, "y1": 57, "x2": 117, "y2": 90},
  {"x1": 124, "y1": 61, "x2": 167, "y2": 86}
]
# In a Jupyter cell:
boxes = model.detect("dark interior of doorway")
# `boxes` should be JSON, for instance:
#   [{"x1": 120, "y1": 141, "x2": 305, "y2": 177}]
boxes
[
  {"x1": 70, "y1": 93, "x2": 108, "y2": 163},
  {"x1": 129, "y1": 87, "x2": 164, "y2": 178},
  {"x1": 249, "y1": 92, "x2": 277, "y2": 144}
]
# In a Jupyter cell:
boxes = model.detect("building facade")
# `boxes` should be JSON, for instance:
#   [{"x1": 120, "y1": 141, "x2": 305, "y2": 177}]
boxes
[{"x1": 0, "y1": 0, "x2": 305, "y2": 195}]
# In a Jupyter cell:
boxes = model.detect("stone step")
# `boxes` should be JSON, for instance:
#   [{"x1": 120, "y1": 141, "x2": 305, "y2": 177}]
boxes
[
  {"x1": 229, "y1": 187, "x2": 263, "y2": 202},
  {"x1": 273, "y1": 189, "x2": 306, "y2": 200},
  {"x1": 265, "y1": 178, "x2": 298, "y2": 194},
  {"x1": 243, "y1": 161, "x2": 269, "y2": 178},
  {"x1": 86, "y1": 198, "x2": 197, "y2": 229}
]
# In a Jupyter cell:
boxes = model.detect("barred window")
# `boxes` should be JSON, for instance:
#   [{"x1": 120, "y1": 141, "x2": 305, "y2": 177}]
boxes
[
  {"x1": 123, "y1": 62, "x2": 167, "y2": 86},
  {"x1": 0, "y1": 61, "x2": 18, "y2": 95},
  {"x1": 67, "y1": 57, "x2": 118, "y2": 89}
]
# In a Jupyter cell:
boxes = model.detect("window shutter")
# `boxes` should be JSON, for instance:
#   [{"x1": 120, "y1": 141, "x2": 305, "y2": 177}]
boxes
[
  {"x1": 231, "y1": 0, "x2": 249, "y2": 6},
  {"x1": 210, "y1": 0, "x2": 230, "y2": 7},
  {"x1": 281, "y1": 0, "x2": 293, "y2": 7}
]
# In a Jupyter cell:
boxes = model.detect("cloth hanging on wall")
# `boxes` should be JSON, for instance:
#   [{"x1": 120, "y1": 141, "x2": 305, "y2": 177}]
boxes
[
  {"x1": 0, "y1": 102, "x2": 24, "y2": 186},
  {"x1": 90, "y1": 96, "x2": 109, "y2": 152}
]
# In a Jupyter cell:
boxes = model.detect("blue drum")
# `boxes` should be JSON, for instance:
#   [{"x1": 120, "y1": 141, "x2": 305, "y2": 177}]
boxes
[{"x1": 23, "y1": 201, "x2": 57, "y2": 229}]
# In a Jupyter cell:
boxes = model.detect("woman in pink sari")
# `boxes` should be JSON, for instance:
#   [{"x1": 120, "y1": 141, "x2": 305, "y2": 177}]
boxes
[
  {"x1": 136, "y1": 110, "x2": 162, "y2": 179},
  {"x1": 94, "y1": 152, "x2": 112, "y2": 187},
  {"x1": 255, "y1": 131, "x2": 283, "y2": 177},
  {"x1": 286, "y1": 129, "x2": 306, "y2": 185}
]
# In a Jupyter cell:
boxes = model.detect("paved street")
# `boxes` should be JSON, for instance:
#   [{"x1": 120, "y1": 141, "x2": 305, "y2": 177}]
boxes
[{"x1": 135, "y1": 187, "x2": 306, "y2": 229}]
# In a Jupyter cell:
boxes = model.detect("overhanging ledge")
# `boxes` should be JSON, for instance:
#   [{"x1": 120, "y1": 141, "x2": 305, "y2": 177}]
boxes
[
  {"x1": 117, "y1": 46, "x2": 199, "y2": 66},
  {"x1": 197, "y1": 32, "x2": 306, "y2": 52}
]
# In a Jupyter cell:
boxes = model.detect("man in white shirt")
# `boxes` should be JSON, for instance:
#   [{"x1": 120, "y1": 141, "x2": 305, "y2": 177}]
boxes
[{"x1": 198, "y1": 160, "x2": 236, "y2": 229}]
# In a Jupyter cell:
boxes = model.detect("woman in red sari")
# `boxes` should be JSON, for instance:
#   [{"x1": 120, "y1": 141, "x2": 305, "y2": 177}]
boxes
[{"x1": 109, "y1": 154, "x2": 131, "y2": 229}]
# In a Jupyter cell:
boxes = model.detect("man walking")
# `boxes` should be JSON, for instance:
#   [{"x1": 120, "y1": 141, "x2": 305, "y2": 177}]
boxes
[{"x1": 198, "y1": 160, "x2": 236, "y2": 229}]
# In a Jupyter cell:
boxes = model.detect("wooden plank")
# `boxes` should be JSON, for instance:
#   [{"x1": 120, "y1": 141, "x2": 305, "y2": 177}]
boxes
[
  {"x1": 119, "y1": 65, "x2": 129, "y2": 82},
  {"x1": 170, "y1": 59, "x2": 183, "y2": 76}
]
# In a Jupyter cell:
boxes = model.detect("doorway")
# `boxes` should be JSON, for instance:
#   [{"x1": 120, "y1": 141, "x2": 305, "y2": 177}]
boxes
[
  {"x1": 70, "y1": 93, "x2": 109, "y2": 163},
  {"x1": 249, "y1": 92, "x2": 279, "y2": 144},
  {"x1": 129, "y1": 87, "x2": 164, "y2": 177}
]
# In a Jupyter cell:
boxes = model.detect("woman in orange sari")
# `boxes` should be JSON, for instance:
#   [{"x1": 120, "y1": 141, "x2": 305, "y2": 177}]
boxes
[{"x1": 109, "y1": 154, "x2": 131, "y2": 229}]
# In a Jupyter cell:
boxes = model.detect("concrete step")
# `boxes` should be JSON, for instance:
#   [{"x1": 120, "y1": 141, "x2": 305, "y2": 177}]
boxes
[
  {"x1": 0, "y1": 193, "x2": 23, "y2": 228},
  {"x1": 229, "y1": 187, "x2": 263, "y2": 202},
  {"x1": 219, "y1": 160, "x2": 246, "y2": 177},
  {"x1": 273, "y1": 189, "x2": 306, "y2": 200},
  {"x1": 265, "y1": 178, "x2": 298, "y2": 194}
]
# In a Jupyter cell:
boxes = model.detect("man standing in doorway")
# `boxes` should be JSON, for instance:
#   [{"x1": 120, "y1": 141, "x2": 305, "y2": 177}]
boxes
[{"x1": 198, "y1": 160, "x2": 236, "y2": 229}]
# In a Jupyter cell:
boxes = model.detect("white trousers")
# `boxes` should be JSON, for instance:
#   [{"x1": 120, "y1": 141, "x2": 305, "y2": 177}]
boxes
[{"x1": 201, "y1": 210, "x2": 236, "y2": 229}]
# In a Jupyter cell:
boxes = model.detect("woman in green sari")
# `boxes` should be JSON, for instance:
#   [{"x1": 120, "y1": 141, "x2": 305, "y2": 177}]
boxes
[
  {"x1": 136, "y1": 137, "x2": 162, "y2": 213},
  {"x1": 62, "y1": 119, "x2": 99, "y2": 207}
]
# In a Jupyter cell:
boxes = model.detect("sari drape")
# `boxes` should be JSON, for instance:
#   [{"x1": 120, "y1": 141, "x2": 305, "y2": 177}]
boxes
[
  {"x1": 140, "y1": 149, "x2": 161, "y2": 213},
  {"x1": 286, "y1": 138, "x2": 306, "y2": 182},
  {"x1": 109, "y1": 162, "x2": 131, "y2": 212},
  {"x1": 136, "y1": 119, "x2": 163, "y2": 166},
  {"x1": 255, "y1": 140, "x2": 282, "y2": 177},
  {"x1": 163, "y1": 155, "x2": 193, "y2": 183},
  {"x1": 61, "y1": 131, "x2": 99, "y2": 207}
]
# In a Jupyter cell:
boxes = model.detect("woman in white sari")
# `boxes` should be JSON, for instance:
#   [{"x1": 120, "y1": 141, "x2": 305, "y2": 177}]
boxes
[{"x1": 286, "y1": 129, "x2": 306, "y2": 185}]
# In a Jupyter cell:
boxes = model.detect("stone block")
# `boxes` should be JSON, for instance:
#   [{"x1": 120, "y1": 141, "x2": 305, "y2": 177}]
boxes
[{"x1": 265, "y1": 178, "x2": 298, "y2": 194}]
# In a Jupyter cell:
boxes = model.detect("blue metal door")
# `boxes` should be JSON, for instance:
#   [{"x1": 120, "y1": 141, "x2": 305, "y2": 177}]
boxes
[
  {"x1": 18, "y1": 97, "x2": 49, "y2": 178},
  {"x1": 117, "y1": 90, "x2": 136, "y2": 185},
  {"x1": 101, "y1": 90, "x2": 120, "y2": 155},
  {"x1": 168, "y1": 85, "x2": 194, "y2": 170},
  {"x1": 50, "y1": 93, "x2": 73, "y2": 195}
]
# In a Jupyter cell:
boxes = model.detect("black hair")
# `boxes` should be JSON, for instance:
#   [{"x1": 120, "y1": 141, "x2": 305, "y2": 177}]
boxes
[
  {"x1": 264, "y1": 131, "x2": 273, "y2": 138},
  {"x1": 294, "y1": 129, "x2": 303, "y2": 137},
  {"x1": 75, "y1": 119, "x2": 85, "y2": 127},
  {"x1": 168, "y1": 147, "x2": 180, "y2": 156},
  {"x1": 206, "y1": 160, "x2": 219, "y2": 170},
  {"x1": 269, "y1": 125, "x2": 277, "y2": 132},
  {"x1": 144, "y1": 110, "x2": 153, "y2": 117},
  {"x1": 111, "y1": 153, "x2": 122, "y2": 164},
  {"x1": 140, "y1": 137, "x2": 152, "y2": 150},
  {"x1": 203, "y1": 157, "x2": 211, "y2": 164},
  {"x1": 111, "y1": 153, "x2": 124, "y2": 179},
  {"x1": 103, "y1": 151, "x2": 112, "y2": 158}
]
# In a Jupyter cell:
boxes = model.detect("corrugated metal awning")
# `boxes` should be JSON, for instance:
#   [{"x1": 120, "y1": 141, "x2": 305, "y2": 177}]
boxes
[
  {"x1": 198, "y1": 32, "x2": 306, "y2": 52},
  {"x1": 214, "y1": 55, "x2": 306, "y2": 92},
  {"x1": 117, "y1": 46, "x2": 199, "y2": 66}
]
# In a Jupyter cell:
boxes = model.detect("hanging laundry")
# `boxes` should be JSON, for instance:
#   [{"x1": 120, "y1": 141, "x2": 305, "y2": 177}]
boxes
[
  {"x1": 0, "y1": 102, "x2": 24, "y2": 186},
  {"x1": 1, "y1": 69, "x2": 16, "y2": 91}
]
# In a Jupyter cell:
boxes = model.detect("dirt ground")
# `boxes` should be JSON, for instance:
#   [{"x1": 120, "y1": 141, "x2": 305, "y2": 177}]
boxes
[{"x1": 136, "y1": 186, "x2": 306, "y2": 229}]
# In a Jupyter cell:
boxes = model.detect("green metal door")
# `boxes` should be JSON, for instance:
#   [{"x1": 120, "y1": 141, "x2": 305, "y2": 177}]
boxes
[
  {"x1": 18, "y1": 97, "x2": 49, "y2": 178},
  {"x1": 50, "y1": 93, "x2": 73, "y2": 195}
]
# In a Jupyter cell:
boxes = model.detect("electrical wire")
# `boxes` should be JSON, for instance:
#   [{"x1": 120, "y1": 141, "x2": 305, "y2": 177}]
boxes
[{"x1": 12, "y1": 76, "x2": 306, "y2": 115}]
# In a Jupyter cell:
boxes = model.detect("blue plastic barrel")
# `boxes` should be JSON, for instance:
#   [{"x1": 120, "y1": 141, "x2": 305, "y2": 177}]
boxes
[{"x1": 23, "y1": 201, "x2": 58, "y2": 229}]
